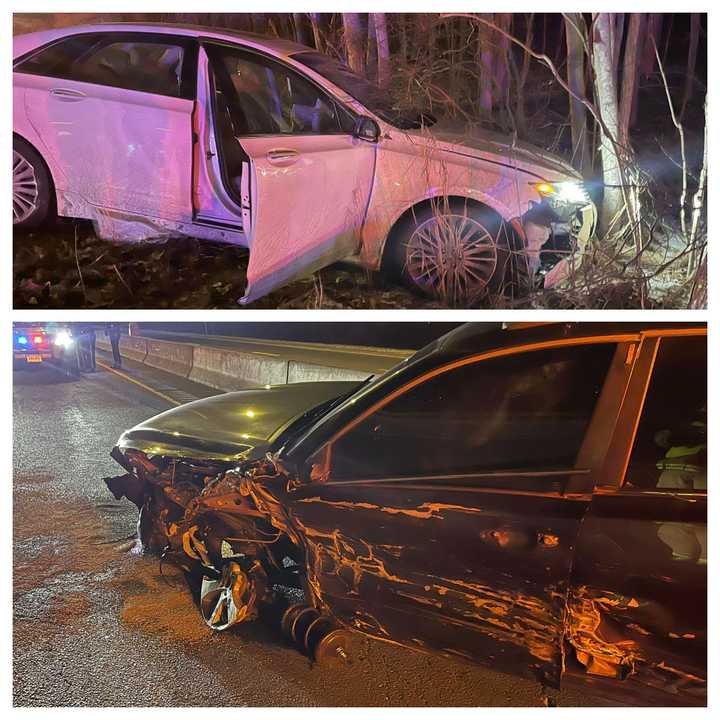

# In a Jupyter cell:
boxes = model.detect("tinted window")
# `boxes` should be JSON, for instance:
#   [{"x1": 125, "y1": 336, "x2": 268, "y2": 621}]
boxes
[
  {"x1": 624, "y1": 335, "x2": 706, "y2": 493},
  {"x1": 325, "y1": 344, "x2": 615, "y2": 481},
  {"x1": 293, "y1": 51, "x2": 434, "y2": 130},
  {"x1": 15, "y1": 34, "x2": 187, "y2": 98},
  {"x1": 209, "y1": 47, "x2": 353, "y2": 135}
]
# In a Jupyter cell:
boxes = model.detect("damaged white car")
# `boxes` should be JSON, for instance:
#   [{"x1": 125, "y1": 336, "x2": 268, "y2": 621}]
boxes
[{"x1": 13, "y1": 23, "x2": 596, "y2": 305}]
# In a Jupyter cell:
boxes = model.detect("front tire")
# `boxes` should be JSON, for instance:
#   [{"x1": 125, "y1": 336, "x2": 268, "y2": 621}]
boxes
[
  {"x1": 388, "y1": 199, "x2": 513, "y2": 307},
  {"x1": 13, "y1": 137, "x2": 51, "y2": 230}
]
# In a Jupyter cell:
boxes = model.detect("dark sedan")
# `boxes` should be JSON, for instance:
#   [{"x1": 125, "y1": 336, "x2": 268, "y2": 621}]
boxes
[{"x1": 104, "y1": 322, "x2": 706, "y2": 706}]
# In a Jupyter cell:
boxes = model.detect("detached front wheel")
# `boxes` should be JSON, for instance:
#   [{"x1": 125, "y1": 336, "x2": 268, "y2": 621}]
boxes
[
  {"x1": 13, "y1": 137, "x2": 51, "y2": 230},
  {"x1": 389, "y1": 200, "x2": 512, "y2": 307}
]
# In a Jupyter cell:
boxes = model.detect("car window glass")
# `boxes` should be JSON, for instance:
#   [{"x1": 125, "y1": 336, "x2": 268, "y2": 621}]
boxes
[
  {"x1": 16, "y1": 35, "x2": 186, "y2": 98},
  {"x1": 324, "y1": 344, "x2": 616, "y2": 481},
  {"x1": 15, "y1": 35, "x2": 100, "y2": 77},
  {"x1": 624, "y1": 335, "x2": 706, "y2": 493},
  {"x1": 210, "y1": 48, "x2": 347, "y2": 135}
]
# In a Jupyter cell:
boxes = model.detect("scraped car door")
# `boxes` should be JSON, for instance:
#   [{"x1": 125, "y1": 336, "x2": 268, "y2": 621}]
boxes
[
  {"x1": 289, "y1": 340, "x2": 621, "y2": 687},
  {"x1": 204, "y1": 43, "x2": 376, "y2": 303},
  {"x1": 566, "y1": 333, "x2": 707, "y2": 705},
  {"x1": 15, "y1": 32, "x2": 195, "y2": 222}
]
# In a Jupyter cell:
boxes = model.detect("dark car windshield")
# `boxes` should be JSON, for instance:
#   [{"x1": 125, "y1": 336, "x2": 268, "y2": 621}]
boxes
[
  {"x1": 272, "y1": 376, "x2": 374, "y2": 451},
  {"x1": 290, "y1": 51, "x2": 435, "y2": 130}
]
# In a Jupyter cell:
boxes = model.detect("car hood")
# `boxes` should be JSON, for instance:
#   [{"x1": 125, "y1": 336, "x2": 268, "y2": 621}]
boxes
[
  {"x1": 116, "y1": 381, "x2": 361, "y2": 462},
  {"x1": 403, "y1": 126, "x2": 580, "y2": 182}
]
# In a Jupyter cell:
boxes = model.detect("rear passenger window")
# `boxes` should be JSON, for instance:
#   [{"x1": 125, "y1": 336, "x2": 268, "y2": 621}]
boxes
[
  {"x1": 624, "y1": 335, "x2": 707, "y2": 493},
  {"x1": 15, "y1": 34, "x2": 188, "y2": 98}
]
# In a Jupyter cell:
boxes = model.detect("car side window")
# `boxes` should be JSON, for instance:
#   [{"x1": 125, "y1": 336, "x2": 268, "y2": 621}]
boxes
[
  {"x1": 15, "y1": 34, "x2": 187, "y2": 98},
  {"x1": 323, "y1": 343, "x2": 616, "y2": 482},
  {"x1": 209, "y1": 47, "x2": 352, "y2": 136},
  {"x1": 624, "y1": 335, "x2": 706, "y2": 493}
]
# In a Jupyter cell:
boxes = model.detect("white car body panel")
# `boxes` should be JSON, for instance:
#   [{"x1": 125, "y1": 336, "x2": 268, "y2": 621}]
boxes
[
  {"x1": 239, "y1": 134, "x2": 376, "y2": 303},
  {"x1": 13, "y1": 22, "x2": 593, "y2": 299},
  {"x1": 18, "y1": 72, "x2": 193, "y2": 223}
]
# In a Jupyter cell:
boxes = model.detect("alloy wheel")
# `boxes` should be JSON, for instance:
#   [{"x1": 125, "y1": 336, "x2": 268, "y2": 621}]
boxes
[
  {"x1": 406, "y1": 212, "x2": 498, "y2": 306},
  {"x1": 13, "y1": 149, "x2": 39, "y2": 225}
]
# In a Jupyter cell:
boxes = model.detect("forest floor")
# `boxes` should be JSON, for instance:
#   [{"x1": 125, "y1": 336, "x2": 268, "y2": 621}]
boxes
[
  {"x1": 13, "y1": 221, "x2": 695, "y2": 310},
  {"x1": 13, "y1": 224, "x2": 433, "y2": 310}
]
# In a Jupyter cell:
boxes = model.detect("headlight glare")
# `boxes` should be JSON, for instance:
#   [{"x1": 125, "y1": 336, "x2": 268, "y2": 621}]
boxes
[
  {"x1": 533, "y1": 180, "x2": 589, "y2": 204},
  {"x1": 54, "y1": 331, "x2": 73, "y2": 348}
]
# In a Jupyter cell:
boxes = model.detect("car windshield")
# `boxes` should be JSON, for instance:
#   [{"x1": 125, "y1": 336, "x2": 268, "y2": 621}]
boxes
[
  {"x1": 272, "y1": 376, "x2": 374, "y2": 450},
  {"x1": 290, "y1": 51, "x2": 435, "y2": 130}
]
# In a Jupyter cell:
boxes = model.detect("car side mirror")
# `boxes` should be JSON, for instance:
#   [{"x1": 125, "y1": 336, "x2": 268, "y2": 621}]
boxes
[{"x1": 353, "y1": 115, "x2": 380, "y2": 143}]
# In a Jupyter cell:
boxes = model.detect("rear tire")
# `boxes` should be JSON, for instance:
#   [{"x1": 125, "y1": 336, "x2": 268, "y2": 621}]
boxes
[
  {"x1": 13, "y1": 137, "x2": 51, "y2": 230},
  {"x1": 387, "y1": 199, "x2": 515, "y2": 307}
]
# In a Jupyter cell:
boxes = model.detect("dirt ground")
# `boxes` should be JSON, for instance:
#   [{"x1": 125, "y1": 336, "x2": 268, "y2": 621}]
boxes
[{"x1": 13, "y1": 222, "x2": 436, "y2": 310}]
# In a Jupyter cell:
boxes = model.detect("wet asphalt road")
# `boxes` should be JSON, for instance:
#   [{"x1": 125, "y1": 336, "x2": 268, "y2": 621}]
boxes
[{"x1": 13, "y1": 361, "x2": 602, "y2": 707}]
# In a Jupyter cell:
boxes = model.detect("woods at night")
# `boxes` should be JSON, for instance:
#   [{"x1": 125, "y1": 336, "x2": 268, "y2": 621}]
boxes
[{"x1": 13, "y1": 13, "x2": 707, "y2": 308}]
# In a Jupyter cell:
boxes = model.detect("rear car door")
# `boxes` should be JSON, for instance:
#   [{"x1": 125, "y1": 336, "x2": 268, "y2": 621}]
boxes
[
  {"x1": 14, "y1": 32, "x2": 196, "y2": 222},
  {"x1": 288, "y1": 338, "x2": 631, "y2": 687},
  {"x1": 564, "y1": 331, "x2": 707, "y2": 706},
  {"x1": 203, "y1": 43, "x2": 377, "y2": 303}
]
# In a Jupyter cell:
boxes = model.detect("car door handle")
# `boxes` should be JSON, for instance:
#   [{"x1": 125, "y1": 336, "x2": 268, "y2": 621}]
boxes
[
  {"x1": 266, "y1": 148, "x2": 299, "y2": 165},
  {"x1": 50, "y1": 88, "x2": 87, "y2": 102}
]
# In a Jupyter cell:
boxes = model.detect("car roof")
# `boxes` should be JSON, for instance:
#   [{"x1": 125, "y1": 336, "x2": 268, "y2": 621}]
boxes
[
  {"x1": 14, "y1": 22, "x2": 310, "y2": 61},
  {"x1": 439, "y1": 321, "x2": 706, "y2": 355}
]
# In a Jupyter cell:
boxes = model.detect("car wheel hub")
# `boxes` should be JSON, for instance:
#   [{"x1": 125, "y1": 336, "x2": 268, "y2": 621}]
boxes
[
  {"x1": 406, "y1": 213, "x2": 498, "y2": 306},
  {"x1": 200, "y1": 560, "x2": 258, "y2": 631},
  {"x1": 13, "y1": 150, "x2": 39, "y2": 225}
]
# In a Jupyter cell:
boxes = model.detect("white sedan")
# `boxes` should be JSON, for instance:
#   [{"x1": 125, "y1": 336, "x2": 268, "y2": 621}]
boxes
[{"x1": 13, "y1": 23, "x2": 595, "y2": 305}]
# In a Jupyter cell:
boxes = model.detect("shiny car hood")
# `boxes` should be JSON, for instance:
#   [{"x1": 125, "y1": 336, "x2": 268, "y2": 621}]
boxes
[
  {"x1": 404, "y1": 126, "x2": 580, "y2": 182},
  {"x1": 116, "y1": 381, "x2": 360, "y2": 462}
]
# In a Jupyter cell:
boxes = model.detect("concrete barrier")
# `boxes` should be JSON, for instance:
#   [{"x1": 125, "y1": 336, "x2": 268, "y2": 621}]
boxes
[
  {"x1": 101, "y1": 334, "x2": 403, "y2": 391},
  {"x1": 287, "y1": 361, "x2": 371, "y2": 384},
  {"x1": 189, "y1": 345, "x2": 289, "y2": 391},
  {"x1": 119, "y1": 336, "x2": 149, "y2": 363},
  {"x1": 143, "y1": 338, "x2": 192, "y2": 377}
]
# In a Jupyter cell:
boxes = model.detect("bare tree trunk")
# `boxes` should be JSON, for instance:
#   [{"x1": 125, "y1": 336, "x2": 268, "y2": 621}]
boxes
[
  {"x1": 612, "y1": 13, "x2": 625, "y2": 74},
  {"x1": 564, "y1": 13, "x2": 590, "y2": 174},
  {"x1": 641, "y1": 13, "x2": 663, "y2": 77},
  {"x1": 342, "y1": 13, "x2": 366, "y2": 75},
  {"x1": 373, "y1": 13, "x2": 391, "y2": 88},
  {"x1": 250, "y1": 13, "x2": 266, "y2": 35},
  {"x1": 292, "y1": 13, "x2": 307, "y2": 46},
  {"x1": 495, "y1": 14, "x2": 512, "y2": 117},
  {"x1": 681, "y1": 13, "x2": 701, "y2": 118},
  {"x1": 398, "y1": 14, "x2": 408, "y2": 67},
  {"x1": 477, "y1": 14, "x2": 495, "y2": 114},
  {"x1": 592, "y1": 13, "x2": 625, "y2": 234},
  {"x1": 366, "y1": 13, "x2": 378, "y2": 83},
  {"x1": 619, "y1": 13, "x2": 642, "y2": 144},
  {"x1": 309, "y1": 13, "x2": 323, "y2": 51},
  {"x1": 515, "y1": 13, "x2": 535, "y2": 132},
  {"x1": 689, "y1": 255, "x2": 707, "y2": 308}
]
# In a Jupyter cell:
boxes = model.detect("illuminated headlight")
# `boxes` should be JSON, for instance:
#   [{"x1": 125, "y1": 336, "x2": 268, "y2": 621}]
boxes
[
  {"x1": 54, "y1": 330, "x2": 74, "y2": 348},
  {"x1": 533, "y1": 181, "x2": 590, "y2": 204}
]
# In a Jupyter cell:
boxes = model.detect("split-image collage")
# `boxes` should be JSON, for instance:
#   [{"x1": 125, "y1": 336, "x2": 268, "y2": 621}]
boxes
[{"x1": 9, "y1": 7, "x2": 710, "y2": 714}]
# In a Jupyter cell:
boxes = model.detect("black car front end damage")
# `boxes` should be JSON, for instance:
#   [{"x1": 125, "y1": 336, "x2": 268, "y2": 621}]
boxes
[{"x1": 104, "y1": 446, "x2": 358, "y2": 664}]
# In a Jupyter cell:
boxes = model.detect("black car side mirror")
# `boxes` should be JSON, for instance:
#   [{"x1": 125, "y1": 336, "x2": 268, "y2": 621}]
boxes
[{"x1": 353, "y1": 115, "x2": 381, "y2": 143}]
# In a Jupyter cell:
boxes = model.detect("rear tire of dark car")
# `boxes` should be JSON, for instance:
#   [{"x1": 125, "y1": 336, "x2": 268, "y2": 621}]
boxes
[
  {"x1": 386, "y1": 199, "x2": 519, "y2": 307},
  {"x1": 13, "y1": 136, "x2": 52, "y2": 230}
]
